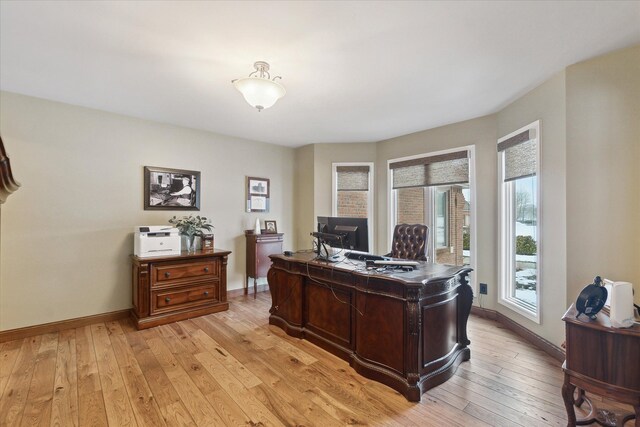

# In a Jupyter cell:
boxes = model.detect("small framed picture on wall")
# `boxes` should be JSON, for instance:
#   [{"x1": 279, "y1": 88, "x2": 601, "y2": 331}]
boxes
[{"x1": 247, "y1": 176, "x2": 270, "y2": 212}]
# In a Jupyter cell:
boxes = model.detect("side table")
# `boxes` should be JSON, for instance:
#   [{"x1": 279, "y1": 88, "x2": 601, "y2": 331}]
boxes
[
  {"x1": 561, "y1": 304, "x2": 639, "y2": 426},
  {"x1": 245, "y1": 231, "x2": 283, "y2": 297}
]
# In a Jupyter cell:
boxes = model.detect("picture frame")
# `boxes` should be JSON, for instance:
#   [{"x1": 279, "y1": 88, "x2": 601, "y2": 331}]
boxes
[
  {"x1": 202, "y1": 233, "x2": 214, "y2": 252},
  {"x1": 264, "y1": 220, "x2": 278, "y2": 234},
  {"x1": 144, "y1": 166, "x2": 201, "y2": 210},
  {"x1": 247, "y1": 176, "x2": 270, "y2": 213}
]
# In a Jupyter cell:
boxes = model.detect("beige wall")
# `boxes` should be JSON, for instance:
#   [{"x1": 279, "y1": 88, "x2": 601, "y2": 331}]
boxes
[
  {"x1": 294, "y1": 145, "x2": 315, "y2": 249},
  {"x1": 497, "y1": 71, "x2": 568, "y2": 346},
  {"x1": 566, "y1": 46, "x2": 640, "y2": 306},
  {"x1": 0, "y1": 92, "x2": 295, "y2": 331}
]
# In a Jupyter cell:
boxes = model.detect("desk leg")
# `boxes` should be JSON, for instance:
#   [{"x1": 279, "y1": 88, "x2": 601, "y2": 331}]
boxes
[
  {"x1": 574, "y1": 388, "x2": 585, "y2": 407},
  {"x1": 457, "y1": 275, "x2": 473, "y2": 347},
  {"x1": 562, "y1": 375, "x2": 577, "y2": 427},
  {"x1": 561, "y1": 378, "x2": 629, "y2": 427},
  {"x1": 244, "y1": 275, "x2": 248, "y2": 295}
]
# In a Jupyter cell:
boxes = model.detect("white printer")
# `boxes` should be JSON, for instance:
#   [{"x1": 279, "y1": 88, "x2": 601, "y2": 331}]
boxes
[{"x1": 134, "y1": 226, "x2": 181, "y2": 257}]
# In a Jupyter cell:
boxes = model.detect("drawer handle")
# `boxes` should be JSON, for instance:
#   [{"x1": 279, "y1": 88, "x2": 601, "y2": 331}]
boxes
[
  {"x1": 204, "y1": 267, "x2": 209, "y2": 273},
  {"x1": 165, "y1": 297, "x2": 171, "y2": 303},
  {"x1": 204, "y1": 291, "x2": 209, "y2": 296},
  {"x1": 164, "y1": 272, "x2": 171, "y2": 278}
]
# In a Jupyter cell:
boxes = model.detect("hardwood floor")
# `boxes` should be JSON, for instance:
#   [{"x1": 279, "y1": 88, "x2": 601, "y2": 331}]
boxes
[{"x1": 0, "y1": 292, "x2": 634, "y2": 426}]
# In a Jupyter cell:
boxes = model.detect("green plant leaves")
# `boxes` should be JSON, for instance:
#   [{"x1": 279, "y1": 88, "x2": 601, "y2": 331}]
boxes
[{"x1": 167, "y1": 214, "x2": 214, "y2": 236}]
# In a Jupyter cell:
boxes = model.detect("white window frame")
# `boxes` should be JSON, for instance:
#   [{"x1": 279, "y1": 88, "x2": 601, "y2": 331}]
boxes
[
  {"x1": 332, "y1": 162, "x2": 375, "y2": 252},
  {"x1": 434, "y1": 188, "x2": 450, "y2": 249},
  {"x1": 497, "y1": 120, "x2": 541, "y2": 323},
  {"x1": 387, "y1": 146, "x2": 477, "y2": 292}
]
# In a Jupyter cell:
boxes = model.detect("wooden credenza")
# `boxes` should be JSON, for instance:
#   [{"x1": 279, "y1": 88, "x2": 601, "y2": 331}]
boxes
[
  {"x1": 267, "y1": 253, "x2": 473, "y2": 402},
  {"x1": 562, "y1": 304, "x2": 640, "y2": 426},
  {"x1": 131, "y1": 249, "x2": 231, "y2": 330},
  {"x1": 245, "y1": 231, "x2": 283, "y2": 296}
]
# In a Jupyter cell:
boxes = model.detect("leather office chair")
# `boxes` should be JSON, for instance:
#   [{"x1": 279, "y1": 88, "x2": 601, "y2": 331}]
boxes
[{"x1": 387, "y1": 223, "x2": 429, "y2": 261}]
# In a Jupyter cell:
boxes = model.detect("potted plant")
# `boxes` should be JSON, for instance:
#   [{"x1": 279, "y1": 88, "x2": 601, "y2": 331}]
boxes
[{"x1": 168, "y1": 215, "x2": 214, "y2": 252}]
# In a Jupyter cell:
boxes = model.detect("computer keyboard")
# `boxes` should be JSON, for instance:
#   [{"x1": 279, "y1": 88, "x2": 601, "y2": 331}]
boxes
[
  {"x1": 344, "y1": 252, "x2": 388, "y2": 262},
  {"x1": 373, "y1": 260, "x2": 420, "y2": 266}
]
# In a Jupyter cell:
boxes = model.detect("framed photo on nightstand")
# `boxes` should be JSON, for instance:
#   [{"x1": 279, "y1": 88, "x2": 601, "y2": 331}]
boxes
[{"x1": 264, "y1": 220, "x2": 277, "y2": 233}]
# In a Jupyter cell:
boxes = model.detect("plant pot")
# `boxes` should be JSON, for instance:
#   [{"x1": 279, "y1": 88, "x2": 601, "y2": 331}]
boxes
[{"x1": 182, "y1": 235, "x2": 201, "y2": 253}]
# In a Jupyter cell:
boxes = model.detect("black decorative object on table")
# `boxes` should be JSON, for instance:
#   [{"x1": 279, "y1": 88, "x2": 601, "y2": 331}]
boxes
[{"x1": 575, "y1": 275, "x2": 608, "y2": 319}]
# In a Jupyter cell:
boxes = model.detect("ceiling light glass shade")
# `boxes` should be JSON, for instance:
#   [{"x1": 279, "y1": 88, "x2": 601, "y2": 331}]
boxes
[{"x1": 233, "y1": 77, "x2": 286, "y2": 111}]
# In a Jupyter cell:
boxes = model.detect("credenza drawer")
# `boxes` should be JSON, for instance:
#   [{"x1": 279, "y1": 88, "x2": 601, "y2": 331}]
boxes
[
  {"x1": 132, "y1": 251, "x2": 231, "y2": 330},
  {"x1": 151, "y1": 259, "x2": 218, "y2": 285},
  {"x1": 151, "y1": 282, "x2": 219, "y2": 314}
]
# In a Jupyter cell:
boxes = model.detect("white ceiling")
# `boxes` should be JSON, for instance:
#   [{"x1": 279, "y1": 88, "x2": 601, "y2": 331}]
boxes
[{"x1": 1, "y1": 1, "x2": 639, "y2": 147}]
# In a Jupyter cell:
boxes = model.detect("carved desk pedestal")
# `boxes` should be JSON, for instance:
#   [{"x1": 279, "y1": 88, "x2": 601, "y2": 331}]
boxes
[{"x1": 267, "y1": 253, "x2": 473, "y2": 402}]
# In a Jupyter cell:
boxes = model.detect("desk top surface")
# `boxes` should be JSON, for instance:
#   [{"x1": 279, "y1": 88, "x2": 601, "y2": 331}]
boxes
[{"x1": 270, "y1": 252, "x2": 472, "y2": 286}]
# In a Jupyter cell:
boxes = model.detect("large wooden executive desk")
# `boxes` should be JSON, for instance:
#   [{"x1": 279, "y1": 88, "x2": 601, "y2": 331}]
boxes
[{"x1": 267, "y1": 253, "x2": 473, "y2": 402}]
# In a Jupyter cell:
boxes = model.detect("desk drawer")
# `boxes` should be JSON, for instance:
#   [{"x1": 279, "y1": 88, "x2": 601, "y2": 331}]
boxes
[
  {"x1": 151, "y1": 282, "x2": 219, "y2": 314},
  {"x1": 151, "y1": 259, "x2": 218, "y2": 285}
]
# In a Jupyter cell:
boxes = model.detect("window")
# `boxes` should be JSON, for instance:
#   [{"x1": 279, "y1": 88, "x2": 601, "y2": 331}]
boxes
[
  {"x1": 498, "y1": 121, "x2": 541, "y2": 322},
  {"x1": 396, "y1": 187, "x2": 424, "y2": 224},
  {"x1": 435, "y1": 189, "x2": 449, "y2": 248},
  {"x1": 332, "y1": 163, "x2": 374, "y2": 247},
  {"x1": 388, "y1": 148, "x2": 475, "y2": 271}
]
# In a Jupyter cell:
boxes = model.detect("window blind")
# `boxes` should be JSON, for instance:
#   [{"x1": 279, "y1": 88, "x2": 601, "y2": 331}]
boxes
[
  {"x1": 498, "y1": 130, "x2": 536, "y2": 182},
  {"x1": 337, "y1": 165, "x2": 369, "y2": 191},
  {"x1": 389, "y1": 151, "x2": 469, "y2": 189}
]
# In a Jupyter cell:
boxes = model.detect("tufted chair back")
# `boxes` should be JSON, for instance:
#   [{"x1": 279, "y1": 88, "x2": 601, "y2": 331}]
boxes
[{"x1": 387, "y1": 224, "x2": 429, "y2": 261}]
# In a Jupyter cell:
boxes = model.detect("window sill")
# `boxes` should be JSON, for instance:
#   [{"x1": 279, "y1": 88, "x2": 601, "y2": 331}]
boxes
[{"x1": 498, "y1": 296, "x2": 540, "y2": 324}]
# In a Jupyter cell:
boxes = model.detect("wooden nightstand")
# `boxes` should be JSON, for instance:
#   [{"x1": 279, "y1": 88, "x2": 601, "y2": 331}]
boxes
[
  {"x1": 245, "y1": 231, "x2": 283, "y2": 297},
  {"x1": 562, "y1": 304, "x2": 639, "y2": 426}
]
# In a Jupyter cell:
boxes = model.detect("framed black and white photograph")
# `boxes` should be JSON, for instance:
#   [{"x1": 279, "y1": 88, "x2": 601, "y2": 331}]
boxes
[
  {"x1": 264, "y1": 220, "x2": 277, "y2": 234},
  {"x1": 247, "y1": 176, "x2": 270, "y2": 212},
  {"x1": 144, "y1": 166, "x2": 200, "y2": 210},
  {"x1": 248, "y1": 177, "x2": 269, "y2": 196}
]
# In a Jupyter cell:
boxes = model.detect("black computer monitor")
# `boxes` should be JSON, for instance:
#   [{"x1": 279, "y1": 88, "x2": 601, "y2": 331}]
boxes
[
  {"x1": 316, "y1": 216, "x2": 369, "y2": 253},
  {"x1": 317, "y1": 216, "x2": 330, "y2": 234}
]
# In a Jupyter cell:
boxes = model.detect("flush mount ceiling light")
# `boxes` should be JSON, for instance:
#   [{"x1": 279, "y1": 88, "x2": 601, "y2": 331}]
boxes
[{"x1": 232, "y1": 61, "x2": 285, "y2": 112}]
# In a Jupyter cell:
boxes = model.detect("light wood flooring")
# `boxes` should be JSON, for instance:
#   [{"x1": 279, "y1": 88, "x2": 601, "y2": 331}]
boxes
[{"x1": 0, "y1": 292, "x2": 634, "y2": 426}]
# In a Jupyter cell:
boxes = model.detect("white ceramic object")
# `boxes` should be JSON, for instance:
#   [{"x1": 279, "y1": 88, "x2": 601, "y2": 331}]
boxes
[{"x1": 610, "y1": 281, "x2": 635, "y2": 328}]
